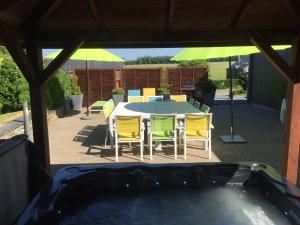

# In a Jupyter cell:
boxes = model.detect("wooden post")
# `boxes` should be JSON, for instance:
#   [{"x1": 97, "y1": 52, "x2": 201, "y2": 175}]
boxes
[
  {"x1": 179, "y1": 67, "x2": 182, "y2": 95},
  {"x1": 166, "y1": 67, "x2": 169, "y2": 82},
  {"x1": 250, "y1": 33, "x2": 300, "y2": 184},
  {"x1": 26, "y1": 39, "x2": 51, "y2": 172},
  {"x1": 282, "y1": 34, "x2": 300, "y2": 184},
  {"x1": 1, "y1": 24, "x2": 86, "y2": 181},
  {"x1": 134, "y1": 69, "x2": 137, "y2": 89},
  {"x1": 100, "y1": 69, "x2": 103, "y2": 100},
  {"x1": 113, "y1": 67, "x2": 116, "y2": 88},
  {"x1": 22, "y1": 101, "x2": 31, "y2": 140},
  {"x1": 146, "y1": 69, "x2": 149, "y2": 87},
  {"x1": 282, "y1": 81, "x2": 300, "y2": 184}
]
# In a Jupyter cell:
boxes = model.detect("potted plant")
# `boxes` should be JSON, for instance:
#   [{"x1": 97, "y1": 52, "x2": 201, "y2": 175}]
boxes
[
  {"x1": 70, "y1": 75, "x2": 83, "y2": 110},
  {"x1": 112, "y1": 88, "x2": 125, "y2": 105},
  {"x1": 158, "y1": 80, "x2": 171, "y2": 101},
  {"x1": 203, "y1": 79, "x2": 216, "y2": 107}
]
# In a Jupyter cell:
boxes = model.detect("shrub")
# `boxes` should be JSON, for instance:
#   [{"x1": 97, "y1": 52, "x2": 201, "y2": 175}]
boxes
[
  {"x1": 112, "y1": 88, "x2": 125, "y2": 95},
  {"x1": 238, "y1": 72, "x2": 248, "y2": 91},
  {"x1": 0, "y1": 51, "x2": 29, "y2": 113},
  {"x1": 212, "y1": 79, "x2": 240, "y2": 89},
  {"x1": 45, "y1": 70, "x2": 72, "y2": 109},
  {"x1": 178, "y1": 59, "x2": 208, "y2": 68},
  {"x1": 233, "y1": 89, "x2": 247, "y2": 95},
  {"x1": 203, "y1": 79, "x2": 216, "y2": 93},
  {"x1": 71, "y1": 75, "x2": 81, "y2": 95},
  {"x1": 158, "y1": 80, "x2": 171, "y2": 95}
]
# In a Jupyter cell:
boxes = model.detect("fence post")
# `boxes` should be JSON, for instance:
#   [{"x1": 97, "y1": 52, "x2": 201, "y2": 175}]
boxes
[{"x1": 23, "y1": 101, "x2": 31, "y2": 140}]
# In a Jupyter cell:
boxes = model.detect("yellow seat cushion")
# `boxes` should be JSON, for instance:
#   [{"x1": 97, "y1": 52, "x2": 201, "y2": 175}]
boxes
[
  {"x1": 118, "y1": 132, "x2": 140, "y2": 141},
  {"x1": 186, "y1": 130, "x2": 208, "y2": 139}
]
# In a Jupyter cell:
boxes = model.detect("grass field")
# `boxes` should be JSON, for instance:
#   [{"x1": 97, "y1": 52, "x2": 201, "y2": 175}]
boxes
[
  {"x1": 125, "y1": 64, "x2": 178, "y2": 68},
  {"x1": 208, "y1": 61, "x2": 230, "y2": 80},
  {"x1": 0, "y1": 111, "x2": 23, "y2": 124},
  {"x1": 125, "y1": 62, "x2": 229, "y2": 80}
]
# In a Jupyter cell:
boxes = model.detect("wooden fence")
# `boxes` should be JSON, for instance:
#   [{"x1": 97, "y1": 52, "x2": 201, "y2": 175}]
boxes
[
  {"x1": 73, "y1": 68, "x2": 116, "y2": 106},
  {"x1": 167, "y1": 67, "x2": 208, "y2": 95},
  {"x1": 72, "y1": 67, "x2": 207, "y2": 106},
  {"x1": 121, "y1": 68, "x2": 163, "y2": 92}
]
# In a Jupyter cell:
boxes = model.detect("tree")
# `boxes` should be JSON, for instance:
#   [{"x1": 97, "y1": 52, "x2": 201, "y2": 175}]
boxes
[
  {"x1": 0, "y1": 49, "x2": 29, "y2": 112},
  {"x1": 178, "y1": 59, "x2": 208, "y2": 67},
  {"x1": 45, "y1": 70, "x2": 72, "y2": 109}
]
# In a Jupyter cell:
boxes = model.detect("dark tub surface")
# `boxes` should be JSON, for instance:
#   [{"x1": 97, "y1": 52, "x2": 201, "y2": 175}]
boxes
[
  {"x1": 59, "y1": 186, "x2": 290, "y2": 225},
  {"x1": 18, "y1": 163, "x2": 300, "y2": 225}
]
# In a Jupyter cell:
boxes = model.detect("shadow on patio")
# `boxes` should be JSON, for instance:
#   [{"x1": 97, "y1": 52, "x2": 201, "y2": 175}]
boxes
[{"x1": 49, "y1": 103, "x2": 284, "y2": 174}]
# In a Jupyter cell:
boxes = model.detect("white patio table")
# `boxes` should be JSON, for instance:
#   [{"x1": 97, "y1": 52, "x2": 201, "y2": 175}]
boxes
[{"x1": 108, "y1": 102, "x2": 209, "y2": 149}]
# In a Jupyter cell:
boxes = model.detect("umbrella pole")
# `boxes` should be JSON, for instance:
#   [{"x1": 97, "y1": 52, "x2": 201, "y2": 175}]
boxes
[
  {"x1": 219, "y1": 56, "x2": 246, "y2": 143},
  {"x1": 81, "y1": 60, "x2": 95, "y2": 120},
  {"x1": 86, "y1": 60, "x2": 89, "y2": 116},
  {"x1": 229, "y1": 57, "x2": 234, "y2": 136}
]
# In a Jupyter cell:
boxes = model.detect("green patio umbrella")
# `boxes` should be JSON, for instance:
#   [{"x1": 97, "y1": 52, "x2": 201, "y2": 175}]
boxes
[
  {"x1": 46, "y1": 49, "x2": 124, "y2": 116},
  {"x1": 171, "y1": 45, "x2": 290, "y2": 143}
]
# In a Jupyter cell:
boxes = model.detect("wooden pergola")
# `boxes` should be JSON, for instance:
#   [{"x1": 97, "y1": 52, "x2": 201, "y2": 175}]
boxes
[{"x1": 0, "y1": 0, "x2": 299, "y2": 184}]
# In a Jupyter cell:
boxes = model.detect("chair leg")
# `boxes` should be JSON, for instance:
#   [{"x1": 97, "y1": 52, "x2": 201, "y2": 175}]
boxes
[
  {"x1": 205, "y1": 140, "x2": 208, "y2": 151},
  {"x1": 178, "y1": 130, "x2": 182, "y2": 150},
  {"x1": 104, "y1": 125, "x2": 108, "y2": 148},
  {"x1": 149, "y1": 136, "x2": 153, "y2": 160},
  {"x1": 184, "y1": 137, "x2": 187, "y2": 160},
  {"x1": 209, "y1": 138, "x2": 212, "y2": 160},
  {"x1": 174, "y1": 138, "x2": 177, "y2": 160},
  {"x1": 110, "y1": 133, "x2": 114, "y2": 151},
  {"x1": 115, "y1": 139, "x2": 118, "y2": 162},
  {"x1": 140, "y1": 141, "x2": 144, "y2": 161}
]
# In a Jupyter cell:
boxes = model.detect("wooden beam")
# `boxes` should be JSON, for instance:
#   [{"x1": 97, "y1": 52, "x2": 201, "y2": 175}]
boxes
[
  {"x1": 0, "y1": 0, "x2": 26, "y2": 12},
  {"x1": 28, "y1": 81, "x2": 50, "y2": 172},
  {"x1": 0, "y1": 24, "x2": 36, "y2": 82},
  {"x1": 39, "y1": 29, "x2": 294, "y2": 48},
  {"x1": 22, "y1": 0, "x2": 63, "y2": 29},
  {"x1": 250, "y1": 33, "x2": 297, "y2": 82},
  {"x1": 166, "y1": 0, "x2": 176, "y2": 30},
  {"x1": 282, "y1": 33, "x2": 300, "y2": 184},
  {"x1": 41, "y1": 34, "x2": 87, "y2": 85},
  {"x1": 88, "y1": 0, "x2": 104, "y2": 29},
  {"x1": 287, "y1": 0, "x2": 300, "y2": 24},
  {"x1": 229, "y1": 0, "x2": 251, "y2": 28}
]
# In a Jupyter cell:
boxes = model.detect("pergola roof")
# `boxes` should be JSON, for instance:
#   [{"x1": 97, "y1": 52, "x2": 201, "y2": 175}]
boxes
[
  {"x1": 0, "y1": 0, "x2": 299, "y2": 48},
  {"x1": 0, "y1": 0, "x2": 300, "y2": 186}
]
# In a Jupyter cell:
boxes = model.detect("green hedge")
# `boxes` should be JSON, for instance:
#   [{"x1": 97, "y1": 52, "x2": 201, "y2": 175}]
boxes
[
  {"x1": 212, "y1": 79, "x2": 240, "y2": 89},
  {"x1": 0, "y1": 50, "x2": 29, "y2": 113},
  {"x1": 45, "y1": 70, "x2": 72, "y2": 109},
  {"x1": 0, "y1": 47, "x2": 73, "y2": 113}
]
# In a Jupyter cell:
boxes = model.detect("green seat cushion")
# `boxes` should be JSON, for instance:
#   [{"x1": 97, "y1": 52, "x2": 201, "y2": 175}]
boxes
[
  {"x1": 91, "y1": 101, "x2": 106, "y2": 109},
  {"x1": 152, "y1": 131, "x2": 174, "y2": 140}
]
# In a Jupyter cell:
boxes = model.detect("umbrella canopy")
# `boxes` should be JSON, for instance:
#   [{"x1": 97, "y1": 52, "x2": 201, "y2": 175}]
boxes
[
  {"x1": 170, "y1": 45, "x2": 290, "y2": 143},
  {"x1": 171, "y1": 45, "x2": 290, "y2": 61},
  {"x1": 46, "y1": 48, "x2": 124, "y2": 62},
  {"x1": 46, "y1": 48, "x2": 123, "y2": 117}
]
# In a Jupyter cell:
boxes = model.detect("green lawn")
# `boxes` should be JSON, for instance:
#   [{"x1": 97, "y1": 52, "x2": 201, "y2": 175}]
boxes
[
  {"x1": 0, "y1": 111, "x2": 23, "y2": 124},
  {"x1": 208, "y1": 61, "x2": 230, "y2": 80},
  {"x1": 125, "y1": 64, "x2": 178, "y2": 68},
  {"x1": 124, "y1": 62, "x2": 229, "y2": 80}
]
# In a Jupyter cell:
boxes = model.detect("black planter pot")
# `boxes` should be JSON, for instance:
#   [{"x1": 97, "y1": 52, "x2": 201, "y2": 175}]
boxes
[
  {"x1": 112, "y1": 94, "x2": 124, "y2": 105},
  {"x1": 163, "y1": 94, "x2": 171, "y2": 102}
]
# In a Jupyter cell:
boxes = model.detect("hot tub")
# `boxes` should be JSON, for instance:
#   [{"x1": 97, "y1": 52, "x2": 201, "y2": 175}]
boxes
[{"x1": 18, "y1": 163, "x2": 300, "y2": 225}]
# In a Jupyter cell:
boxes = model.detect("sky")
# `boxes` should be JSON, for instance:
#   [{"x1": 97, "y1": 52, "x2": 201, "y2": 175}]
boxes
[{"x1": 43, "y1": 48, "x2": 183, "y2": 60}]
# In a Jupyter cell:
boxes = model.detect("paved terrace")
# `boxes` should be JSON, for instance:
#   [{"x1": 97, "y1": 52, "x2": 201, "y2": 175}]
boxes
[{"x1": 49, "y1": 103, "x2": 284, "y2": 174}]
